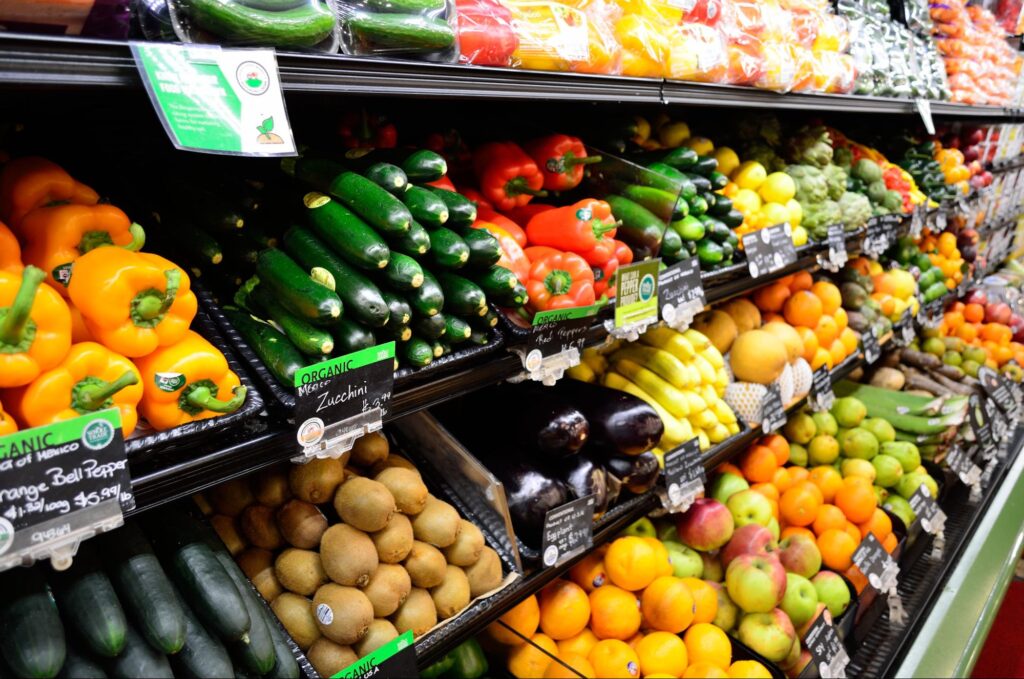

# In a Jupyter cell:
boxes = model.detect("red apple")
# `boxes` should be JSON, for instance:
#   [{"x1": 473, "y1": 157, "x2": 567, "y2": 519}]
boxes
[
  {"x1": 965, "y1": 289, "x2": 988, "y2": 306},
  {"x1": 677, "y1": 498, "x2": 735, "y2": 552},
  {"x1": 786, "y1": 649, "x2": 813, "y2": 678},
  {"x1": 778, "y1": 533, "x2": 822, "y2": 578},
  {"x1": 726, "y1": 554, "x2": 788, "y2": 613},
  {"x1": 721, "y1": 523, "x2": 775, "y2": 568},
  {"x1": 986, "y1": 302, "x2": 1011, "y2": 325},
  {"x1": 1010, "y1": 316, "x2": 1024, "y2": 343}
]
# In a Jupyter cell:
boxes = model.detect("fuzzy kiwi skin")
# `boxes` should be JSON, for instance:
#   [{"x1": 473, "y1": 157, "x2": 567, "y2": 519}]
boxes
[
  {"x1": 354, "y1": 619, "x2": 399, "y2": 658},
  {"x1": 361, "y1": 564, "x2": 411, "y2": 617},
  {"x1": 240, "y1": 504, "x2": 284, "y2": 550},
  {"x1": 238, "y1": 548, "x2": 284, "y2": 602},
  {"x1": 334, "y1": 476, "x2": 397, "y2": 533},
  {"x1": 430, "y1": 565, "x2": 471, "y2": 620},
  {"x1": 253, "y1": 466, "x2": 292, "y2": 507},
  {"x1": 271, "y1": 593, "x2": 320, "y2": 650},
  {"x1": 403, "y1": 540, "x2": 447, "y2": 589},
  {"x1": 371, "y1": 513, "x2": 414, "y2": 564},
  {"x1": 442, "y1": 520, "x2": 484, "y2": 566},
  {"x1": 275, "y1": 548, "x2": 327, "y2": 596},
  {"x1": 351, "y1": 432, "x2": 389, "y2": 467},
  {"x1": 290, "y1": 456, "x2": 347, "y2": 504},
  {"x1": 411, "y1": 496, "x2": 461, "y2": 548},
  {"x1": 374, "y1": 467, "x2": 428, "y2": 514},
  {"x1": 277, "y1": 500, "x2": 329, "y2": 549},
  {"x1": 307, "y1": 638, "x2": 358, "y2": 678},
  {"x1": 209, "y1": 478, "x2": 254, "y2": 516},
  {"x1": 465, "y1": 546, "x2": 503, "y2": 598},
  {"x1": 312, "y1": 584, "x2": 374, "y2": 646},
  {"x1": 320, "y1": 524, "x2": 379, "y2": 587},
  {"x1": 390, "y1": 587, "x2": 437, "y2": 638}
]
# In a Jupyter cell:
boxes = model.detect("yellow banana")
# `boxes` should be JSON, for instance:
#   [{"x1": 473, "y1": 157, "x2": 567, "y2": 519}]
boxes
[
  {"x1": 689, "y1": 408, "x2": 719, "y2": 430},
  {"x1": 683, "y1": 328, "x2": 712, "y2": 351},
  {"x1": 692, "y1": 354, "x2": 716, "y2": 385},
  {"x1": 684, "y1": 391, "x2": 706, "y2": 414},
  {"x1": 603, "y1": 371, "x2": 689, "y2": 447},
  {"x1": 567, "y1": 362, "x2": 596, "y2": 383},
  {"x1": 613, "y1": 358, "x2": 690, "y2": 418},
  {"x1": 726, "y1": 421, "x2": 741, "y2": 435},
  {"x1": 697, "y1": 430, "x2": 711, "y2": 451},
  {"x1": 700, "y1": 344, "x2": 725, "y2": 369},
  {"x1": 711, "y1": 398, "x2": 738, "y2": 424},
  {"x1": 708, "y1": 423, "x2": 731, "y2": 443},
  {"x1": 611, "y1": 344, "x2": 690, "y2": 389},
  {"x1": 582, "y1": 350, "x2": 608, "y2": 376},
  {"x1": 700, "y1": 384, "x2": 719, "y2": 404},
  {"x1": 641, "y1": 326, "x2": 695, "y2": 361}
]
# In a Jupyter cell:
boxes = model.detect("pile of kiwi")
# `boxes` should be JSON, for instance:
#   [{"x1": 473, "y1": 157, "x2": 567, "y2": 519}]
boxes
[{"x1": 203, "y1": 432, "x2": 505, "y2": 678}]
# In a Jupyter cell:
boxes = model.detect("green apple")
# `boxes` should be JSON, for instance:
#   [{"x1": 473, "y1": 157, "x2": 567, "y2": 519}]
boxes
[
  {"x1": 709, "y1": 581, "x2": 739, "y2": 631},
  {"x1": 655, "y1": 519, "x2": 679, "y2": 543},
  {"x1": 840, "y1": 428, "x2": 879, "y2": 460},
  {"x1": 784, "y1": 412, "x2": 817, "y2": 444},
  {"x1": 880, "y1": 441, "x2": 921, "y2": 473},
  {"x1": 871, "y1": 454, "x2": 904, "y2": 488},
  {"x1": 788, "y1": 443, "x2": 809, "y2": 467},
  {"x1": 726, "y1": 554, "x2": 786, "y2": 613},
  {"x1": 884, "y1": 495, "x2": 915, "y2": 528},
  {"x1": 873, "y1": 485, "x2": 890, "y2": 505},
  {"x1": 664, "y1": 541, "x2": 704, "y2": 578},
  {"x1": 737, "y1": 610, "x2": 797, "y2": 663},
  {"x1": 781, "y1": 573, "x2": 819, "y2": 628},
  {"x1": 811, "y1": 571, "x2": 851, "y2": 618},
  {"x1": 778, "y1": 533, "x2": 822, "y2": 578},
  {"x1": 711, "y1": 472, "x2": 750, "y2": 505},
  {"x1": 726, "y1": 489, "x2": 774, "y2": 528},
  {"x1": 767, "y1": 517, "x2": 780, "y2": 542},
  {"x1": 896, "y1": 472, "x2": 929, "y2": 500},
  {"x1": 811, "y1": 412, "x2": 839, "y2": 437},
  {"x1": 808, "y1": 434, "x2": 840, "y2": 465},
  {"x1": 831, "y1": 396, "x2": 867, "y2": 427},
  {"x1": 621, "y1": 517, "x2": 657, "y2": 539},
  {"x1": 861, "y1": 417, "x2": 896, "y2": 444}
]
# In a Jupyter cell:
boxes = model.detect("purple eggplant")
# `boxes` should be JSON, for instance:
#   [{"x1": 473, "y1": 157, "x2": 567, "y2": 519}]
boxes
[
  {"x1": 486, "y1": 454, "x2": 569, "y2": 547},
  {"x1": 601, "y1": 451, "x2": 661, "y2": 495},
  {"x1": 549, "y1": 379, "x2": 663, "y2": 455},
  {"x1": 558, "y1": 455, "x2": 609, "y2": 516}
]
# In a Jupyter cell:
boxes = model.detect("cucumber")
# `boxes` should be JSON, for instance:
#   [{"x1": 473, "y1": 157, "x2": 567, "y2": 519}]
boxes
[
  {"x1": 256, "y1": 248, "x2": 343, "y2": 324},
  {"x1": 719, "y1": 208, "x2": 744, "y2": 228},
  {"x1": 474, "y1": 265, "x2": 518, "y2": 298},
  {"x1": 252, "y1": 284, "x2": 334, "y2": 356},
  {"x1": 402, "y1": 186, "x2": 449, "y2": 228},
  {"x1": 363, "y1": 163, "x2": 408, "y2": 196},
  {"x1": 381, "y1": 290, "x2": 412, "y2": 326},
  {"x1": 342, "y1": 149, "x2": 447, "y2": 183},
  {"x1": 304, "y1": 193, "x2": 391, "y2": 271},
  {"x1": 429, "y1": 227, "x2": 470, "y2": 269},
  {"x1": 692, "y1": 155, "x2": 719, "y2": 176},
  {"x1": 380, "y1": 252, "x2": 425, "y2": 291},
  {"x1": 461, "y1": 228, "x2": 502, "y2": 268},
  {"x1": 166, "y1": 583, "x2": 232, "y2": 679},
  {"x1": 101, "y1": 523, "x2": 186, "y2": 656},
  {"x1": 471, "y1": 308, "x2": 499, "y2": 330},
  {"x1": 108, "y1": 624, "x2": 173, "y2": 679},
  {"x1": 223, "y1": 308, "x2": 305, "y2": 387},
  {"x1": 378, "y1": 321, "x2": 412, "y2": 343},
  {"x1": 235, "y1": 0, "x2": 308, "y2": 11},
  {"x1": 408, "y1": 270, "x2": 445, "y2": 317},
  {"x1": 708, "y1": 171, "x2": 728, "y2": 190},
  {"x1": 428, "y1": 188, "x2": 477, "y2": 226},
  {"x1": 263, "y1": 623, "x2": 300, "y2": 679},
  {"x1": 606, "y1": 195, "x2": 665, "y2": 253},
  {"x1": 412, "y1": 313, "x2": 447, "y2": 340},
  {"x1": 365, "y1": 0, "x2": 444, "y2": 12},
  {"x1": 660, "y1": 225, "x2": 683, "y2": 259},
  {"x1": 283, "y1": 228, "x2": 390, "y2": 328},
  {"x1": 387, "y1": 220, "x2": 431, "y2": 257},
  {"x1": 348, "y1": 13, "x2": 455, "y2": 50},
  {"x1": 659, "y1": 147, "x2": 700, "y2": 169},
  {"x1": 332, "y1": 317, "x2": 377, "y2": 355},
  {"x1": 402, "y1": 337, "x2": 434, "y2": 367},
  {"x1": 685, "y1": 173, "x2": 712, "y2": 194},
  {"x1": 212, "y1": 552, "x2": 274, "y2": 675},
  {"x1": 329, "y1": 172, "x2": 412, "y2": 235},
  {"x1": 0, "y1": 567, "x2": 65, "y2": 679},
  {"x1": 58, "y1": 642, "x2": 107, "y2": 678},
  {"x1": 179, "y1": 225, "x2": 223, "y2": 266},
  {"x1": 621, "y1": 185, "x2": 686, "y2": 222},
  {"x1": 445, "y1": 316, "x2": 472, "y2": 343},
  {"x1": 50, "y1": 544, "x2": 127, "y2": 658},
  {"x1": 669, "y1": 215, "x2": 705, "y2": 242},
  {"x1": 491, "y1": 281, "x2": 527, "y2": 308},
  {"x1": 182, "y1": 0, "x2": 335, "y2": 48},
  {"x1": 437, "y1": 272, "x2": 487, "y2": 317}
]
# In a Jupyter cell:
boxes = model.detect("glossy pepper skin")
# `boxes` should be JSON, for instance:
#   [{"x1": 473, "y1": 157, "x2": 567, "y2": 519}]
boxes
[
  {"x1": 338, "y1": 111, "x2": 398, "y2": 149},
  {"x1": 0, "y1": 401, "x2": 15, "y2": 435},
  {"x1": 68, "y1": 248, "x2": 197, "y2": 358},
  {"x1": 472, "y1": 220, "x2": 530, "y2": 283},
  {"x1": 455, "y1": 0, "x2": 518, "y2": 66},
  {"x1": 524, "y1": 135, "x2": 603, "y2": 191},
  {"x1": 473, "y1": 142, "x2": 548, "y2": 212},
  {"x1": 0, "y1": 221, "x2": 22, "y2": 274},
  {"x1": 0, "y1": 266, "x2": 72, "y2": 388},
  {"x1": 0, "y1": 157, "x2": 99, "y2": 232},
  {"x1": 20, "y1": 204, "x2": 146, "y2": 296},
  {"x1": 477, "y1": 205, "x2": 527, "y2": 247},
  {"x1": 526, "y1": 251, "x2": 596, "y2": 312},
  {"x1": 525, "y1": 199, "x2": 618, "y2": 255},
  {"x1": 133, "y1": 330, "x2": 246, "y2": 431},
  {"x1": 2, "y1": 342, "x2": 143, "y2": 436}
]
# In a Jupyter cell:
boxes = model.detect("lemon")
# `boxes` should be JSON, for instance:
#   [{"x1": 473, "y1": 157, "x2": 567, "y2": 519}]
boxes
[
  {"x1": 731, "y1": 188, "x2": 762, "y2": 215},
  {"x1": 731, "y1": 161, "x2": 767, "y2": 191},
  {"x1": 758, "y1": 171, "x2": 796, "y2": 204},
  {"x1": 713, "y1": 146, "x2": 741, "y2": 176},
  {"x1": 792, "y1": 226, "x2": 809, "y2": 247},
  {"x1": 759, "y1": 202, "x2": 791, "y2": 227},
  {"x1": 785, "y1": 198, "x2": 803, "y2": 226},
  {"x1": 684, "y1": 136, "x2": 714, "y2": 156}
]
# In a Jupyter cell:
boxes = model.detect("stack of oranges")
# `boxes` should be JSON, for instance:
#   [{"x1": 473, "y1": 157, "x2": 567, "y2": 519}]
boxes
[
  {"x1": 751, "y1": 272, "x2": 859, "y2": 370},
  {"x1": 940, "y1": 300, "x2": 1024, "y2": 369},
  {"x1": 489, "y1": 536, "x2": 773, "y2": 678}
]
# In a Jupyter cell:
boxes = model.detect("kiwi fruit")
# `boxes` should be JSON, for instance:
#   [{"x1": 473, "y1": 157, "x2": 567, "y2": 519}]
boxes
[
  {"x1": 390, "y1": 587, "x2": 437, "y2": 638},
  {"x1": 334, "y1": 477, "x2": 396, "y2": 532},
  {"x1": 369, "y1": 454, "x2": 421, "y2": 477},
  {"x1": 209, "y1": 515, "x2": 246, "y2": 556},
  {"x1": 442, "y1": 520, "x2": 484, "y2": 566},
  {"x1": 465, "y1": 546, "x2": 503, "y2": 598},
  {"x1": 275, "y1": 548, "x2": 327, "y2": 596},
  {"x1": 320, "y1": 524, "x2": 379, "y2": 587},
  {"x1": 403, "y1": 541, "x2": 447, "y2": 589},
  {"x1": 371, "y1": 513, "x2": 414, "y2": 564},
  {"x1": 411, "y1": 497, "x2": 461, "y2": 548},
  {"x1": 239, "y1": 504, "x2": 284, "y2": 550},
  {"x1": 306, "y1": 638, "x2": 358, "y2": 678},
  {"x1": 354, "y1": 619, "x2": 399, "y2": 658},
  {"x1": 290, "y1": 457, "x2": 346, "y2": 504},
  {"x1": 351, "y1": 431, "x2": 389, "y2": 468},
  {"x1": 361, "y1": 564, "x2": 411, "y2": 618},
  {"x1": 271, "y1": 593, "x2": 320, "y2": 650},
  {"x1": 374, "y1": 468, "x2": 428, "y2": 515},
  {"x1": 312, "y1": 584, "x2": 374, "y2": 645},
  {"x1": 252, "y1": 467, "x2": 292, "y2": 507},
  {"x1": 277, "y1": 500, "x2": 329, "y2": 549},
  {"x1": 430, "y1": 565, "x2": 471, "y2": 620},
  {"x1": 237, "y1": 548, "x2": 283, "y2": 602},
  {"x1": 208, "y1": 478, "x2": 254, "y2": 517}
]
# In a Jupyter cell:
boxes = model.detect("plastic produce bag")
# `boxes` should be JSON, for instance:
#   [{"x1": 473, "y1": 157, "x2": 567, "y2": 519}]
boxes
[
  {"x1": 615, "y1": 12, "x2": 668, "y2": 77},
  {"x1": 755, "y1": 39, "x2": 797, "y2": 91},
  {"x1": 0, "y1": 0, "x2": 133, "y2": 38},
  {"x1": 664, "y1": 22, "x2": 728, "y2": 82},
  {"x1": 169, "y1": 0, "x2": 340, "y2": 50},
  {"x1": 505, "y1": 0, "x2": 620, "y2": 73},
  {"x1": 338, "y1": 0, "x2": 459, "y2": 60},
  {"x1": 455, "y1": 0, "x2": 518, "y2": 65}
]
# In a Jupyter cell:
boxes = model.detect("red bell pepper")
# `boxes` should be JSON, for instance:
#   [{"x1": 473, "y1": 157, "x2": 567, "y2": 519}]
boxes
[
  {"x1": 503, "y1": 203, "x2": 554, "y2": 227},
  {"x1": 524, "y1": 135, "x2": 602, "y2": 192},
  {"x1": 524, "y1": 245, "x2": 562, "y2": 263},
  {"x1": 478, "y1": 205, "x2": 527, "y2": 247},
  {"x1": 338, "y1": 110, "x2": 397, "y2": 149},
  {"x1": 613, "y1": 239, "x2": 634, "y2": 265},
  {"x1": 473, "y1": 142, "x2": 547, "y2": 212},
  {"x1": 525, "y1": 199, "x2": 617, "y2": 255},
  {"x1": 456, "y1": 0, "x2": 518, "y2": 66},
  {"x1": 471, "y1": 220, "x2": 530, "y2": 282},
  {"x1": 593, "y1": 257, "x2": 619, "y2": 298},
  {"x1": 526, "y1": 251, "x2": 595, "y2": 312},
  {"x1": 426, "y1": 176, "x2": 456, "y2": 191},
  {"x1": 458, "y1": 186, "x2": 493, "y2": 211},
  {"x1": 578, "y1": 238, "x2": 617, "y2": 266}
]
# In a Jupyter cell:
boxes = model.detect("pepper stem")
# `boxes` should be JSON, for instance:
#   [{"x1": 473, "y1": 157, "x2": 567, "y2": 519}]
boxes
[
  {"x1": 544, "y1": 269, "x2": 573, "y2": 296},
  {"x1": 505, "y1": 177, "x2": 549, "y2": 199},
  {"x1": 186, "y1": 385, "x2": 247, "y2": 414},
  {"x1": 131, "y1": 269, "x2": 181, "y2": 327},
  {"x1": 592, "y1": 221, "x2": 618, "y2": 238},
  {"x1": 0, "y1": 266, "x2": 44, "y2": 347},
  {"x1": 75, "y1": 371, "x2": 139, "y2": 412},
  {"x1": 123, "y1": 223, "x2": 146, "y2": 252},
  {"x1": 563, "y1": 153, "x2": 603, "y2": 167}
]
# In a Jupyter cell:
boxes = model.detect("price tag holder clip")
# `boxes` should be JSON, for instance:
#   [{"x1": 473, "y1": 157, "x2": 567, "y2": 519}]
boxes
[{"x1": 516, "y1": 304, "x2": 601, "y2": 385}]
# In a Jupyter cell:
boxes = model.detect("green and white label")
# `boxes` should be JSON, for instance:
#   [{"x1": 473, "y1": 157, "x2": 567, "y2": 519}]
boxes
[
  {"x1": 615, "y1": 260, "x2": 659, "y2": 328},
  {"x1": 335, "y1": 630, "x2": 416, "y2": 678},
  {"x1": 131, "y1": 42, "x2": 296, "y2": 157}
]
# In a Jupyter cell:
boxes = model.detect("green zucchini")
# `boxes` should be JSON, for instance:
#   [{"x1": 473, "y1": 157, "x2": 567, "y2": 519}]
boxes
[
  {"x1": 430, "y1": 340, "x2": 446, "y2": 357},
  {"x1": 381, "y1": 290, "x2": 412, "y2": 326},
  {"x1": 179, "y1": 225, "x2": 223, "y2": 266},
  {"x1": 429, "y1": 227, "x2": 470, "y2": 269},
  {"x1": 605, "y1": 195, "x2": 665, "y2": 254},
  {"x1": 365, "y1": 0, "x2": 444, "y2": 12},
  {"x1": 380, "y1": 252, "x2": 425, "y2": 291},
  {"x1": 621, "y1": 185, "x2": 686, "y2": 222},
  {"x1": 212, "y1": 552, "x2": 274, "y2": 675},
  {"x1": 347, "y1": 13, "x2": 455, "y2": 50},
  {"x1": 363, "y1": 163, "x2": 408, "y2": 197},
  {"x1": 445, "y1": 315, "x2": 472, "y2": 343},
  {"x1": 719, "y1": 208, "x2": 744, "y2": 228},
  {"x1": 473, "y1": 265, "x2": 518, "y2": 298},
  {"x1": 235, "y1": 0, "x2": 308, "y2": 11},
  {"x1": 660, "y1": 224, "x2": 683, "y2": 259},
  {"x1": 256, "y1": 248, "x2": 342, "y2": 324},
  {"x1": 408, "y1": 270, "x2": 444, "y2": 317},
  {"x1": 283, "y1": 227, "x2": 390, "y2": 328},
  {"x1": 332, "y1": 318, "x2": 377, "y2": 355},
  {"x1": 402, "y1": 337, "x2": 434, "y2": 367},
  {"x1": 428, "y1": 187, "x2": 477, "y2": 226},
  {"x1": 413, "y1": 313, "x2": 448, "y2": 340},
  {"x1": 167, "y1": 583, "x2": 233, "y2": 679},
  {"x1": 461, "y1": 228, "x2": 502, "y2": 268},
  {"x1": 183, "y1": 0, "x2": 335, "y2": 48},
  {"x1": 223, "y1": 308, "x2": 305, "y2": 387},
  {"x1": 437, "y1": 272, "x2": 487, "y2": 317},
  {"x1": 402, "y1": 186, "x2": 449, "y2": 228},
  {"x1": 50, "y1": 544, "x2": 126, "y2": 658},
  {"x1": 329, "y1": 172, "x2": 412, "y2": 235},
  {"x1": 0, "y1": 567, "x2": 65, "y2": 679},
  {"x1": 58, "y1": 642, "x2": 107, "y2": 678},
  {"x1": 468, "y1": 329, "x2": 491, "y2": 345},
  {"x1": 378, "y1": 321, "x2": 412, "y2": 343},
  {"x1": 221, "y1": 231, "x2": 262, "y2": 267},
  {"x1": 304, "y1": 193, "x2": 391, "y2": 271},
  {"x1": 342, "y1": 149, "x2": 447, "y2": 183},
  {"x1": 192, "y1": 193, "x2": 245, "y2": 232},
  {"x1": 692, "y1": 155, "x2": 719, "y2": 176},
  {"x1": 491, "y1": 281, "x2": 527, "y2": 308},
  {"x1": 685, "y1": 173, "x2": 712, "y2": 194},
  {"x1": 252, "y1": 284, "x2": 334, "y2": 356},
  {"x1": 109, "y1": 624, "x2": 173, "y2": 679},
  {"x1": 387, "y1": 220, "x2": 432, "y2": 257},
  {"x1": 470, "y1": 308, "x2": 499, "y2": 330},
  {"x1": 101, "y1": 523, "x2": 186, "y2": 656},
  {"x1": 261, "y1": 608, "x2": 300, "y2": 679}
]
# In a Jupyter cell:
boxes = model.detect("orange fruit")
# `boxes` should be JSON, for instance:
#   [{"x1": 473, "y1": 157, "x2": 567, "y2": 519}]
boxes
[
  {"x1": 783, "y1": 291, "x2": 824, "y2": 328},
  {"x1": 590, "y1": 585, "x2": 642, "y2": 640},
  {"x1": 796, "y1": 326, "x2": 819, "y2": 362},
  {"x1": 781, "y1": 526, "x2": 816, "y2": 542},
  {"x1": 770, "y1": 467, "x2": 792, "y2": 494},
  {"x1": 604, "y1": 537, "x2": 658, "y2": 591},
  {"x1": 816, "y1": 315, "x2": 839, "y2": 348},
  {"x1": 817, "y1": 528, "x2": 857, "y2": 571},
  {"x1": 751, "y1": 482, "x2": 780, "y2": 503},
  {"x1": 844, "y1": 564, "x2": 869, "y2": 594},
  {"x1": 643, "y1": 537, "x2": 675, "y2": 577},
  {"x1": 683, "y1": 623, "x2": 732, "y2": 669},
  {"x1": 545, "y1": 654, "x2": 596, "y2": 678},
  {"x1": 636, "y1": 631, "x2": 689, "y2": 678},
  {"x1": 641, "y1": 576, "x2": 695, "y2": 633},
  {"x1": 954, "y1": 322, "x2": 977, "y2": 343},
  {"x1": 790, "y1": 270, "x2": 813, "y2": 292},
  {"x1": 681, "y1": 578, "x2": 718, "y2": 624},
  {"x1": 761, "y1": 311, "x2": 783, "y2": 325},
  {"x1": 833, "y1": 306, "x2": 848, "y2": 332},
  {"x1": 812, "y1": 504, "x2": 847, "y2": 536},
  {"x1": 944, "y1": 310, "x2": 965, "y2": 329},
  {"x1": 835, "y1": 481, "x2": 876, "y2": 523},
  {"x1": 811, "y1": 281, "x2": 841, "y2": 314},
  {"x1": 539, "y1": 580, "x2": 591, "y2": 640},
  {"x1": 843, "y1": 520, "x2": 861, "y2": 543},
  {"x1": 753, "y1": 282, "x2": 791, "y2": 313},
  {"x1": 809, "y1": 466, "x2": 843, "y2": 503},
  {"x1": 625, "y1": 632, "x2": 644, "y2": 650},
  {"x1": 683, "y1": 662, "x2": 730, "y2": 678},
  {"x1": 588, "y1": 639, "x2": 641, "y2": 678},
  {"x1": 839, "y1": 327, "x2": 858, "y2": 354},
  {"x1": 508, "y1": 632, "x2": 558, "y2": 678},
  {"x1": 964, "y1": 303, "x2": 984, "y2": 323},
  {"x1": 740, "y1": 445, "x2": 779, "y2": 483},
  {"x1": 728, "y1": 660, "x2": 774, "y2": 678},
  {"x1": 858, "y1": 508, "x2": 893, "y2": 541},
  {"x1": 788, "y1": 467, "x2": 810, "y2": 484},
  {"x1": 558, "y1": 629, "x2": 600, "y2": 659},
  {"x1": 780, "y1": 481, "x2": 823, "y2": 527},
  {"x1": 811, "y1": 347, "x2": 833, "y2": 371},
  {"x1": 829, "y1": 338, "x2": 847, "y2": 365},
  {"x1": 717, "y1": 462, "x2": 743, "y2": 478},
  {"x1": 489, "y1": 595, "x2": 540, "y2": 645},
  {"x1": 759, "y1": 434, "x2": 791, "y2": 466},
  {"x1": 570, "y1": 551, "x2": 609, "y2": 592},
  {"x1": 883, "y1": 532, "x2": 899, "y2": 554}
]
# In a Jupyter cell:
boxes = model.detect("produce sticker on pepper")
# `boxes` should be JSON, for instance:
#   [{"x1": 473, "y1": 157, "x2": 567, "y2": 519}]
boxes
[{"x1": 615, "y1": 260, "x2": 659, "y2": 328}]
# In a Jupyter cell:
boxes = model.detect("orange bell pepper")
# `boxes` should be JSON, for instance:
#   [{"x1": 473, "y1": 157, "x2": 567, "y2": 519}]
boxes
[
  {"x1": 471, "y1": 220, "x2": 530, "y2": 283},
  {"x1": 525, "y1": 251, "x2": 596, "y2": 312},
  {"x1": 67, "y1": 248, "x2": 197, "y2": 358},
  {"x1": 0, "y1": 220, "x2": 22, "y2": 274},
  {"x1": 2, "y1": 342, "x2": 143, "y2": 436},
  {"x1": 70, "y1": 305, "x2": 94, "y2": 343},
  {"x1": 0, "y1": 157, "x2": 99, "y2": 233},
  {"x1": 0, "y1": 266, "x2": 71, "y2": 388},
  {"x1": 20, "y1": 204, "x2": 146, "y2": 296},
  {"x1": 0, "y1": 400, "x2": 16, "y2": 436},
  {"x1": 133, "y1": 330, "x2": 246, "y2": 431}
]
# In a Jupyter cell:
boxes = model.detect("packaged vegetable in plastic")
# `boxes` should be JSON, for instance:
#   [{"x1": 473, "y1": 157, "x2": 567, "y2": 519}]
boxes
[
  {"x1": 455, "y1": 0, "x2": 518, "y2": 65},
  {"x1": 505, "y1": 0, "x2": 590, "y2": 71},
  {"x1": 724, "y1": 36, "x2": 766, "y2": 85},
  {"x1": 755, "y1": 39, "x2": 798, "y2": 91},
  {"x1": 615, "y1": 13, "x2": 668, "y2": 78},
  {"x1": 169, "y1": 0, "x2": 339, "y2": 50},
  {"x1": 339, "y1": 0, "x2": 459, "y2": 60},
  {"x1": 664, "y1": 22, "x2": 729, "y2": 82},
  {"x1": 569, "y1": 0, "x2": 624, "y2": 74}
]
